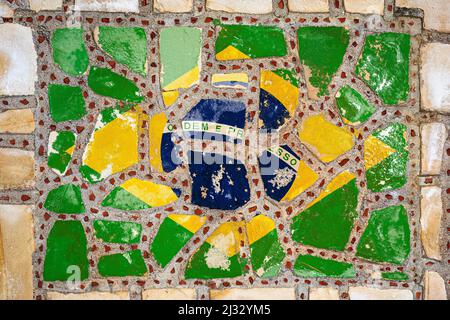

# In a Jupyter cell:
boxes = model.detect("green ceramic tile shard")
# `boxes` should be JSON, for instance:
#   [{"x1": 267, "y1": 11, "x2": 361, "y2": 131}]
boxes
[
  {"x1": 98, "y1": 250, "x2": 147, "y2": 277},
  {"x1": 381, "y1": 271, "x2": 409, "y2": 281},
  {"x1": 356, "y1": 33, "x2": 410, "y2": 105},
  {"x1": 93, "y1": 220, "x2": 142, "y2": 244},
  {"x1": 364, "y1": 122, "x2": 408, "y2": 192},
  {"x1": 47, "y1": 131, "x2": 76, "y2": 176},
  {"x1": 215, "y1": 24, "x2": 287, "y2": 61},
  {"x1": 95, "y1": 26, "x2": 148, "y2": 76},
  {"x1": 291, "y1": 171, "x2": 359, "y2": 251},
  {"x1": 335, "y1": 85, "x2": 376, "y2": 125},
  {"x1": 151, "y1": 214, "x2": 206, "y2": 268},
  {"x1": 44, "y1": 184, "x2": 85, "y2": 214},
  {"x1": 294, "y1": 254, "x2": 356, "y2": 278},
  {"x1": 43, "y1": 220, "x2": 89, "y2": 281},
  {"x1": 356, "y1": 205, "x2": 410, "y2": 265},
  {"x1": 298, "y1": 27, "x2": 349, "y2": 99},
  {"x1": 48, "y1": 84, "x2": 86, "y2": 123},
  {"x1": 51, "y1": 28, "x2": 89, "y2": 76},
  {"x1": 87, "y1": 66, "x2": 144, "y2": 102}
]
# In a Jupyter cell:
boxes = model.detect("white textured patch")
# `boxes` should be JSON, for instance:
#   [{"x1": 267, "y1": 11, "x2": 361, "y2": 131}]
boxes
[
  {"x1": 154, "y1": 0, "x2": 193, "y2": 13},
  {"x1": 269, "y1": 167, "x2": 295, "y2": 189},
  {"x1": 0, "y1": 3, "x2": 14, "y2": 17},
  {"x1": 288, "y1": 0, "x2": 329, "y2": 12},
  {"x1": 75, "y1": 0, "x2": 139, "y2": 12},
  {"x1": 205, "y1": 247, "x2": 230, "y2": 270},
  {"x1": 29, "y1": 0, "x2": 62, "y2": 11},
  {"x1": 344, "y1": 0, "x2": 384, "y2": 15},
  {"x1": 206, "y1": 0, "x2": 272, "y2": 14}
]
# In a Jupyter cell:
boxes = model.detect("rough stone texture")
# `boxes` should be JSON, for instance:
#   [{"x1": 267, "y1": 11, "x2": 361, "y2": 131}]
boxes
[
  {"x1": 47, "y1": 291, "x2": 129, "y2": 300},
  {"x1": 420, "y1": 186, "x2": 443, "y2": 260},
  {"x1": 154, "y1": 0, "x2": 193, "y2": 13},
  {"x1": 420, "y1": 43, "x2": 450, "y2": 114},
  {"x1": 0, "y1": 24, "x2": 37, "y2": 96},
  {"x1": 288, "y1": 0, "x2": 329, "y2": 12},
  {"x1": 423, "y1": 271, "x2": 447, "y2": 300},
  {"x1": 421, "y1": 123, "x2": 447, "y2": 175},
  {"x1": 396, "y1": 0, "x2": 450, "y2": 33},
  {"x1": 0, "y1": 205, "x2": 34, "y2": 300},
  {"x1": 0, "y1": 2, "x2": 14, "y2": 17},
  {"x1": 75, "y1": 0, "x2": 140, "y2": 12},
  {"x1": 0, "y1": 109, "x2": 35, "y2": 134},
  {"x1": 206, "y1": 0, "x2": 273, "y2": 14},
  {"x1": 309, "y1": 287, "x2": 340, "y2": 300},
  {"x1": 142, "y1": 288, "x2": 197, "y2": 300},
  {"x1": 348, "y1": 287, "x2": 413, "y2": 300},
  {"x1": 344, "y1": 0, "x2": 384, "y2": 15},
  {"x1": 0, "y1": 148, "x2": 35, "y2": 190},
  {"x1": 29, "y1": 0, "x2": 62, "y2": 11},
  {"x1": 210, "y1": 288, "x2": 296, "y2": 300}
]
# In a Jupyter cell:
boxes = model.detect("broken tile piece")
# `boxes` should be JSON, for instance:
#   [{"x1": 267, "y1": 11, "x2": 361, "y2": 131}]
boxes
[
  {"x1": 348, "y1": 287, "x2": 413, "y2": 300},
  {"x1": 247, "y1": 215, "x2": 285, "y2": 278},
  {"x1": 356, "y1": 33, "x2": 410, "y2": 105},
  {"x1": 0, "y1": 148, "x2": 34, "y2": 190},
  {"x1": 47, "y1": 291, "x2": 129, "y2": 300},
  {"x1": 396, "y1": 0, "x2": 450, "y2": 33},
  {"x1": 185, "y1": 221, "x2": 247, "y2": 279},
  {"x1": 259, "y1": 145, "x2": 318, "y2": 202},
  {"x1": 420, "y1": 186, "x2": 443, "y2": 260},
  {"x1": 381, "y1": 271, "x2": 409, "y2": 281},
  {"x1": 75, "y1": 0, "x2": 139, "y2": 12},
  {"x1": 188, "y1": 152, "x2": 250, "y2": 210},
  {"x1": 344, "y1": 0, "x2": 384, "y2": 15},
  {"x1": 215, "y1": 24, "x2": 287, "y2": 61},
  {"x1": 291, "y1": 171, "x2": 359, "y2": 251},
  {"x1": 288, "y1": 0, "x2": 329, "y2": 12},
  {"x1": 206, "y1": 0, "x2": 272, "y2": 14},
  {"x1": 212, "y1": 73, "x2": 249, "y2": 89},
  {"x1": 154, "y1": 0, "x2": 193, "y2": 13},
  {"x1": 259, "y1": 69, "x2": 299, "y2": 130},
  {"x1": 44, "y1": 184, "x2": 86, "y2": 214},
  {"x1": 210, "y1": 288, "x2": 296, "y2": 300},
  {"x1": 421, "y1": 123, "x2": 447, "y2": 175},
  {"x1": 95, "y1": 26, "x2": 147, "y2": 76},
  {"x1": 51, "y1": 28, "x2": 89, "y2": 76},
  {"x1": 0, "y1": 3, "x2": 14, "y2": 17},
  {"x1": 298, "y1": 114, "x2": 355, "y2": 163},
  {"x1": 48, "y1": 84, "x2": 86, "y2": 123},
  {"x1": 0, "y1": 109, "x2": 35, "y2": 134},
  {"x1": 151, "y1": 214, "x2": 206, "y2": 268},
  {"x1": 98, "y1": 250, "x2": 147, "y2": 277},
  {"x1": 29, "y1": 0, "x2": 62, "y2": 11},
  {"x1": 88, "y1": 67, "x2": 144, "y2": 102},
  {"x1": 335, "y1": 85, "x2": 376, "y2": 126},
  {"x1": 356, "y1": 205, "x2": 410, "y2": 265},
  {"x1": 0, "y1": 24, "x2": 37, "y2": 96},
  {"x1": 424, "y1": 271, "x2": 447, "y2": 300},
  {"x1": 43, "y1": 220, "x2": 89, "y2": 281},
  {"x1": 102, "y1": 178, "x2": 180, "y2": 210},
  {"x1": 93, "y1": 220, "x2": 142, "y2": 244},
  {"x1": 298, "y1": 27, "x2": 349, "y2": 99},
  {"x1": 420, "y1": 43, "x2": 450, "y2": 113},
  {"x1": 47, "y1": 131, "x2": 77, "y2": 176},
  {"x1": 364, "y1": 122, "x2": 408, "y2": 192},
  {"x1": 80, "y1": 106, "x2": 140, "y2": 183},
  {"x1": 294, "y1": 254, "x2": 355, "y2": 278},
  {"x1": 309, "y1": 288, "x2": 340, "y2": 300},
  {"x1": 143, "y1": 288, "x2": 196, "y2": 300}
]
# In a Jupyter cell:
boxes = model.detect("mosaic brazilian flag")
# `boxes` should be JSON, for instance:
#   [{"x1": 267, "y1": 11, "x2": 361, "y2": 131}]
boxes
[
  {"x1": 291, "y1": 171, "x2": 359, "y2": 251},
  {"x1": 215, "y1": 24, "x2": 287, "y2": 61},
  {"x1": 259, "y1": 145, "x2": 318, "y2": 202},
  {"x1": 151, "y1": 214, "x2": 206, "y2": 268},
  {"x1": 259, "y1": 69, "x2": 299, "y2": 130},
  {"x1": 364, "y1": 123, "x2": 408, "y2": 192},
  {"x1": 102, "y1": 178, "x2": 180, "y2": 211},
  {"x1": 185, "y1": 221, "x2": 247, "y2": 279}
]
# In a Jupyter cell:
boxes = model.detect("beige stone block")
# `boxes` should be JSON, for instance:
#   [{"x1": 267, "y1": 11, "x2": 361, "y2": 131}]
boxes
[
  {"x1": 309, "y1": 287, "x2": 340, "y2": 300},
  {"x1": 0, "y1": 3, "x2": 14, "y2": 17},
  {"x1": 210, "y1": 288, "x2": 296, "y2": 300},
  {"x1": 348, "y1": 287, "x2": 413, "y2": 300},
  {"x1": 0, "y1": 24, "x2": 37, "y2": 96},
  {"x1": 29, "y1": 0, "x2": 62, "y2": 11},
  {"x1": 206, "y1": 0, "x2": 273, "y2": 14},
  {"x1": 344, "y1": 0, "x2": 384, "y2": 15},
  {"x1": 0, "y1": 205, "x2": 34, "y2": 300},
  {"x1": 396, "y1": 0, "x2": 450, "y2": 33},
  {"x1": 75, "y1": 0, "x2": 139, "y2": 12},
  {"x1": 420, "y1": 43, "x2": 450, "y2": 114},
  {"x1": 154, "y1": 0, "x2": 193, "y2": 13},
  {"x1": 288, "y1": 0, "x2": 329, "y2": 12},
  {"x1": 424, "y1": 271, "x2": 447, "y2": 300},
  {"x1": 420, "y1": 186, "x2": 443, "y2": 260},
  {"x1": 47, "y1": 291, "x2": 130, "y2": 300},
  {"x1": 0, "y1": 148, "x2": 35, "y2": 190},
  {"x1": 421, "y1": 123, "x2": 447, "y2": 175},
  {"x1": 0, "y1": 109, "x2": 35, "y2": 134},
  {"x1": 142, "y1": 288, "x2": 197, "y2": 300}
]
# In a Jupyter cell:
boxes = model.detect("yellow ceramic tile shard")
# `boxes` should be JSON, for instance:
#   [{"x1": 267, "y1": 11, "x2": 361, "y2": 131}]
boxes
[
  {"x1": 298, "y1": 114, "x2": 355, "y2": 163},
  {"x1": 205, "y1": 222, "x2": 246, "y2": 257},
  {"x1": 261, "y1": 70, "x2": 299, "y2": 115},
  {"x1": 163, "y1": 66, "x2": 200, "y2": 91},
  {"x1": 162, "y1": 91, "x2": 179, "y2": 107},
  {"x1": 216, "y1": 45, "x2": 251, "y2": 61},
  {"x1": 246, "y1": 215, "x2": 276, "y2": 245},
  {"x1": 281, "y1": 161, "x2": 319, "y2": 202},
  {"x1": 168, "y1": 214, "x2": 206, "y2": 234},
  {"x1": 121, "y1": 178, "x2": 179, "y2": 207},
  {"x1": 364, "y1": 135, "x2": 397, "y2": 170},
  {"x1": 149, "y1": 112, "x2": 167, "y2": 173}
]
